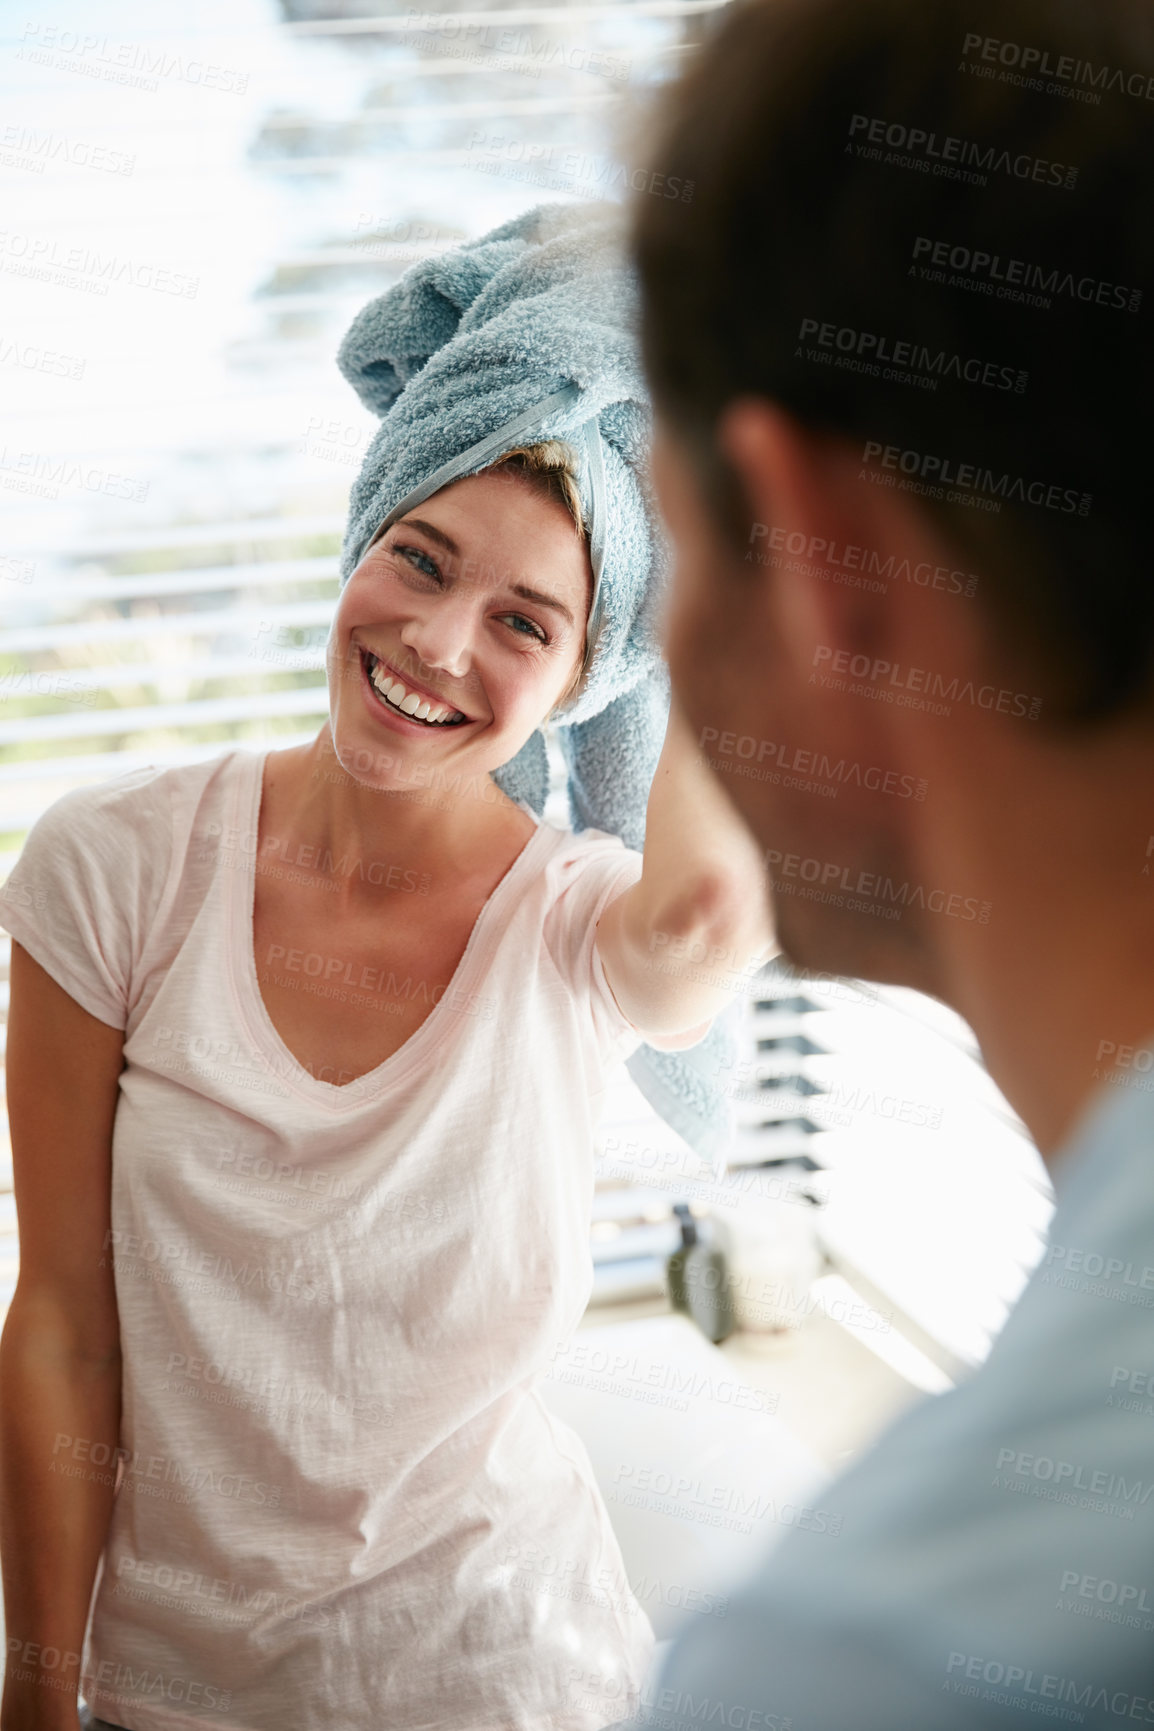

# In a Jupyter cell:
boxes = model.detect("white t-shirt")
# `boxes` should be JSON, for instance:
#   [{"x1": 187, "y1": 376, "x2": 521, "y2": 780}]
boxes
[{"x1": 0, "y1": 745, "x2": 661, "y2": 1731}]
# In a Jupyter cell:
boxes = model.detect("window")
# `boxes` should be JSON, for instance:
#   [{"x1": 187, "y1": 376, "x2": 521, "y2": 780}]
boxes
[{"x1": 0, "y1": 3, "x2": 1050, "y2": 1410}]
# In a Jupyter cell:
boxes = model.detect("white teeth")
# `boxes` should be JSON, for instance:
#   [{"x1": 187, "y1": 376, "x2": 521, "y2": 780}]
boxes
[{"x1": 364, "y1": 652, "x2": 463, "y2": 725}]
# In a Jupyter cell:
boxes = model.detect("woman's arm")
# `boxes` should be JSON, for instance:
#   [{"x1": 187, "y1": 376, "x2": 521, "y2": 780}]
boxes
[
  {"x1": 1, "y1": 944, "x2": 125, "y2": 1731},
  {"x1": 595, "y1": 689, "x2": 777, "y2": 1039}
]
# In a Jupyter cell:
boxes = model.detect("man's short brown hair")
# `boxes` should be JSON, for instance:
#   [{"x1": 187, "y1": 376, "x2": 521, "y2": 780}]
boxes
[{"x1": 632, "y1": 0, "x2": 1154, "y2": 724}]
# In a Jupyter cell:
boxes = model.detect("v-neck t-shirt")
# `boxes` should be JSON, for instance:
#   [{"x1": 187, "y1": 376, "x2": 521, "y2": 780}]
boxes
[{"x1": 0, "y1": 746, "x2": 659, "y2": 1731}]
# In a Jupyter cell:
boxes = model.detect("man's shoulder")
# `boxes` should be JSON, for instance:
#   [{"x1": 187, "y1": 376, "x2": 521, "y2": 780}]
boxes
[{"x1": 714, "y1": 1083, "x2": 1154, "y2": 1673}]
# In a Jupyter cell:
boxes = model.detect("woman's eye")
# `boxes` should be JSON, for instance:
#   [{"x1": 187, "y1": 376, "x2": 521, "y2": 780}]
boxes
[
  {"x1": 393, "y1": 543, "x2": 440, "y2": 579},
  {"x1": 386, "y1": 547, "x2": 545, "y2": 644},
  {"x1": 501, "y1": 614, "x2": 547, "y2": 644}
]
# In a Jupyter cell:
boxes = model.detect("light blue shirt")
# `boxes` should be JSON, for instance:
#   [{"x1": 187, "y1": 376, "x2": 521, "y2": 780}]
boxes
[{"x1": 608, "y1": 1061, "x2": 1154, "y2": 1729}]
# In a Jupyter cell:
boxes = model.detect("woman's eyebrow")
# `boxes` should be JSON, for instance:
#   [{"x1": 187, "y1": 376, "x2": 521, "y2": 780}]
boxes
[
  {"x1": 509, "y1": 583, "x2": 575, "y2": 628},
  {"x1": 397, "y1": 515, "x2": 575, "y2": 629},
  {"x1": 397, "y1": 515, "x2": 459, "y2": 554}
]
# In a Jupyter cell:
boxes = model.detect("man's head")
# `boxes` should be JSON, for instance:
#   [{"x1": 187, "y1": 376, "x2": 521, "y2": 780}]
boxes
[{"x1": 632, "y1": 0, "x2": 1154, "y2": 1012}]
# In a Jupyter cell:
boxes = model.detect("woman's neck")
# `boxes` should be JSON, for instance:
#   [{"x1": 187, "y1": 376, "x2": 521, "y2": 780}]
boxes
[{"x1": 257, "y1": 727, "x2": 537, "y2": 904}]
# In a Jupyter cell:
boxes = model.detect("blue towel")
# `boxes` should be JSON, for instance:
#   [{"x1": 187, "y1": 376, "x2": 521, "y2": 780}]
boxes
[{"x1": 335, "y1": 200, "x2": 738, "y2": 1173}]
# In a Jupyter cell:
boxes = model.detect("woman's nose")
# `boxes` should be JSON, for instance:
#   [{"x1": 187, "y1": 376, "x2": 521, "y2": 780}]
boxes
[{"x1": 398, "y1": 592, "x2": 477, "y2": 680}]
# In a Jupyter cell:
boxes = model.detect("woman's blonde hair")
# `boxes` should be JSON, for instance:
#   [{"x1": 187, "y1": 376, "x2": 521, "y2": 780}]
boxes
[
  {"x1": 490, "y1": 439, "x2": 585, "y2": 538},
  {"x1": 486, "y1": 439, "x2": 591, "y2": 714}
]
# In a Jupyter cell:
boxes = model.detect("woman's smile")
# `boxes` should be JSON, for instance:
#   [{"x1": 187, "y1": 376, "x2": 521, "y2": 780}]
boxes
[{"x1": 356, "y1": 643, "x2": 474, "y2": 734}]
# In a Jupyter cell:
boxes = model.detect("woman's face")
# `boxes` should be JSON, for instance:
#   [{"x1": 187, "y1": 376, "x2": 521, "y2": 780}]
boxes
[{"x1": 327, "y1": 468, "x2": 592, "y2": 795}]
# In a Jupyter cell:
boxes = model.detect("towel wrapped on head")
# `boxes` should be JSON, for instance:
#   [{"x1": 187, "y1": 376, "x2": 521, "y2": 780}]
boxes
[{"x1": 336, "y1": 200, "x2": 739, "y2": 1172}]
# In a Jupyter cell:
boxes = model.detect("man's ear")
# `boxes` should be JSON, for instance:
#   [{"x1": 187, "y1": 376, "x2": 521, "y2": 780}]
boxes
[{"x1": 716, "y1": 397, "x2": 883, "y2": 676}]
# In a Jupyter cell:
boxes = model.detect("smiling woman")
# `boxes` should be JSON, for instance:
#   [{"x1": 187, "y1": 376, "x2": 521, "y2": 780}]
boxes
[
  {"x1": 339, "y1": 452, "x2": 592, "y2": 752},
  {"x1": 0, "y1": 201, "x2": 774, "y2": 1731}
]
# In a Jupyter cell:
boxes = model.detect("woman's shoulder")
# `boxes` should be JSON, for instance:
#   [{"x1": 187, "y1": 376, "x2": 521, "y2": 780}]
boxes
[
  {"x1": 31, "y1": 745, "x2": 248, "y2": 828},
  {"x1": 6, "y1": 747, "x2": 253, "y2": 908},
  {"x1": 0, "y1": 750, "x2": 254, "y2": 1028},
  {"x1": 537, "y1": 819, "x2": 643, "y2": 875},
  {"x1": 532, "y1": 820, "x2": 644, "y2": 929}
]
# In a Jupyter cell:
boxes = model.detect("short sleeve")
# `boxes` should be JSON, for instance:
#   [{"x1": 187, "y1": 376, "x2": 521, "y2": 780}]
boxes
[
  {"x1": 0, "y1": 767, "x2": 173, "y2": 1030},
  {"x1": 541, "y1": 829, "x2": 648, "y2": 1065},
  {"x1": 542, "y1": 826, "x2": 721, "y2": 1065}
]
